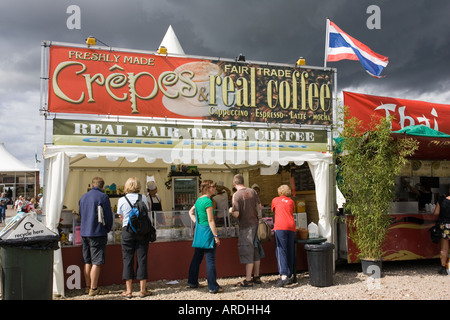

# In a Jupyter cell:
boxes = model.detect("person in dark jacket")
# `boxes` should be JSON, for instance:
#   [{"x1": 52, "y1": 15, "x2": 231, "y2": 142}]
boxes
[
  {"x1": 434, "y1": 188, "x2": 450, "y2": 275},
  {"x1": 79, "y1": 177, "x2": 113, "y2": 296}
]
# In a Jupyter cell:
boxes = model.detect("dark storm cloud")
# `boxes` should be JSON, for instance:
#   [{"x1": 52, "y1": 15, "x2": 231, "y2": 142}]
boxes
[
  {"x1": 3, "y1": 0, "x2": 449, "y2": 94},
  {"x1": 100, "y1": 0, "x2": 450, "y2": 98}
]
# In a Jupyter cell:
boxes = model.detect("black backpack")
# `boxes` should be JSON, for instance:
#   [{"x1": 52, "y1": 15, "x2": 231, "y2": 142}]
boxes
[{"x1": 125, "y1": 194, "x2": 156, "y2": 241}]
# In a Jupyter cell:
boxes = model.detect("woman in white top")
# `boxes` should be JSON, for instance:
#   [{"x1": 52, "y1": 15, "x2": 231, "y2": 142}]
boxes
[{"x1": 117, "y1": 177, "x2": 152, "y2": 298}]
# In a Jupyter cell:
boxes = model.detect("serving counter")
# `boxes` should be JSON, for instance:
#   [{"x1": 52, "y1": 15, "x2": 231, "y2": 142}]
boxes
[
  {"x1": 343, "y1": 212, "x2": 440, "y2": 263},
  {"x1": 339, "y1": 167, "x2": 449, "y2": 264}
]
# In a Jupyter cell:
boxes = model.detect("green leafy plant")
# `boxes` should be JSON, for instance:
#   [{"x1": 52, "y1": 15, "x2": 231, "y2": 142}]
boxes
[{"x1": 337, "y1": 113, "x2": 418, "y2": 260}]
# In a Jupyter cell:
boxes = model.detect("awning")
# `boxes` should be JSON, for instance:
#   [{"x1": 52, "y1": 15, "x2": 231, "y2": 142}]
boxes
[
  {"x1": 392, "y1": 125, "x2": 450, "y2": 138},
  {"x1": 391, "y1": 125, "x2": 450, "y2": 160},
  {"x1": 44, "y1": 144, "x2": 333, "y2": 167}
]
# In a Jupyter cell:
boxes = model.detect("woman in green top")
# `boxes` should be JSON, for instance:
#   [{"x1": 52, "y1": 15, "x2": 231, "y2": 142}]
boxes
[{"x1": 187, "y1": 180, "x2": 223, "y2": 294}]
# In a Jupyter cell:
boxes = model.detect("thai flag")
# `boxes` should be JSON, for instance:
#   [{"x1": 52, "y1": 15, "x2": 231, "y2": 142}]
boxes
[{"x1": 326, "y1": 20, "x2": 389, "y2": 78}]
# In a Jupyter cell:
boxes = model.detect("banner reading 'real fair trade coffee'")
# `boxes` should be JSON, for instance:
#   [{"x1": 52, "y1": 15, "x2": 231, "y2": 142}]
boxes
[
  {"x1": 52, "y1": 119, "x2": 328, "y2": 152},
  {"x1": 48, "y1": 44, "x2": 333, "y2": 126}
]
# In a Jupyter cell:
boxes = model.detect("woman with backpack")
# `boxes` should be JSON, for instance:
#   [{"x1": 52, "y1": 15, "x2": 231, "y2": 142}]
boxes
[{"x1": 117, "y1": 177, "x2": 152, "y2": 298}]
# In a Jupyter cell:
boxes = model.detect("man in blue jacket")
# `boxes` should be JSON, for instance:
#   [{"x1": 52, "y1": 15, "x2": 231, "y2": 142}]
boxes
[{"x1": 79, "y1": 177, "x2": 113, "y2": 296}]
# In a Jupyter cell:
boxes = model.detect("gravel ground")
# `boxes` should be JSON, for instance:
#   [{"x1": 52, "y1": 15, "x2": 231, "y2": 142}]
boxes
[
  {"x1": 3, "y1": 210, "x2": 447, "y2": 302},
  {"x1": 55, "y1": 259, "x2": 450, "y2": 301}
]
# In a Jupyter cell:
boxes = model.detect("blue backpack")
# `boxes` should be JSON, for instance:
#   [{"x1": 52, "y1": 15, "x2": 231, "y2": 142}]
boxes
[{"x1": 125, "y1": 194, "x2": 155, "y2": 241}]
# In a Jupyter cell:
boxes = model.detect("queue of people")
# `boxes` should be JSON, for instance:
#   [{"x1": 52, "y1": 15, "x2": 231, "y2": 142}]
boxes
[{"x1": 77, "y1": 174, "x2": 298, "y2": 298}]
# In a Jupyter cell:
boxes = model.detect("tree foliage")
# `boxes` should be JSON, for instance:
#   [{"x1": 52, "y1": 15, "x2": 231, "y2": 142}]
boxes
[{"x1": 337, "y1": 114, "x2": 418, "y2": 260}]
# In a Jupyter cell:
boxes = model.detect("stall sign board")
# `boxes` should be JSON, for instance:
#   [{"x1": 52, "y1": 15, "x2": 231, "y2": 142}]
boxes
[
  {"x1": 344, "y1": 91, "x2": 450, "y2": 135},
  {"x1": 47, "y1": 44, "x2": 333, "y2": 126},
  {"x1": 53, "y1": 119, "x2": 328, "y2": 153}
]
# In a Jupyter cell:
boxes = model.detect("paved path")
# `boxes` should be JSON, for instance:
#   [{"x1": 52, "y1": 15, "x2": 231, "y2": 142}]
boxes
[{"x1": 0, "y1": 207, "x2": 23, "y2": 228}]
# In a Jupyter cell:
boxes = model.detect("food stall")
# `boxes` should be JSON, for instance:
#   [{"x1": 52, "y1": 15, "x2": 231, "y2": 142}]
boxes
[
  {"x1": 40, "y1": 41, "x2": 337, "y2": 295},
  {"x1": 339, "y1": 92, "x2": 450, "y2": 263}
]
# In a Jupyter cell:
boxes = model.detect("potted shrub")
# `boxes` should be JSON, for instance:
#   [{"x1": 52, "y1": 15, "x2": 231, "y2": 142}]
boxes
[{"x1": 337, "y1": 114, "x2": 418, "y2": 274}]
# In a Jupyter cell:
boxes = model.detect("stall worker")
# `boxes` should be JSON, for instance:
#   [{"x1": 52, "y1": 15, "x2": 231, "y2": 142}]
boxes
[
  {"x1": 147, "y1": 180, "x2": 164, "y2": 226},
  {"x1": 213, "y1": 181, "x2": 231, "y2": 227}
]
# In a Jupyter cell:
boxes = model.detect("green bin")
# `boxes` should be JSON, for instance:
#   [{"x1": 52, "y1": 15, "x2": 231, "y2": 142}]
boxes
[
  {"x1": 0, "y1": 215, "x2": 60, "y2": 300},
  {"x1": 0, "y1": 247, "x2": 55, "y2": 300}
]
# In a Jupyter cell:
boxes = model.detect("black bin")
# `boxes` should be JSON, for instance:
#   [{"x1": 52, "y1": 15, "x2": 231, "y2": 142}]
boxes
[
  {"x1": 0, "y1": 227, "x2": 59, "y2": 300},
  {"x1": 304, "y1": 242, "x2": 335, "y2": 287}
]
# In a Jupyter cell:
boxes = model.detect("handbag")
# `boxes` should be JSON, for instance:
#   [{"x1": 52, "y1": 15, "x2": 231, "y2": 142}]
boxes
[
  {"x1": 430, "y1": 223, "x2": 441, "y2": 243},
  {"x1": 192, "y1": 206, "x2": 215, "y2": 249},
  {"x1": 148, "y1": 218, "x2": 157, "y2": 243},
  {"x1": 257, "y1": 219, "x2": 272, "y2": 243}
]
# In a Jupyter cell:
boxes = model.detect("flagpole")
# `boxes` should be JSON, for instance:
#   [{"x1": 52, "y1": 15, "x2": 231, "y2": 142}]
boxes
[{"x1": 324, "y1": 18, "x2": 330, "y2": 68}]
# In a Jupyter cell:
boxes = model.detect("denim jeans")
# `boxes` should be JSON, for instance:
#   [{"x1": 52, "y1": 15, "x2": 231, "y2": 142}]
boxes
[
  {"x1": 188, "y1": 246, "x2": 219, "y2": 292},
  {"x1": 274, "y1": 230, "x2": 295, "y2": 277}
]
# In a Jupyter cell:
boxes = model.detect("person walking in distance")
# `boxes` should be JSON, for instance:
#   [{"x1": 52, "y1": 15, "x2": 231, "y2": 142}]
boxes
[
  {"x1": 229, "y1": 174, "x2": 263, "y2": 287},
  {"x1": 79, "y1": 177, "x2": 114, "y2": 296}
]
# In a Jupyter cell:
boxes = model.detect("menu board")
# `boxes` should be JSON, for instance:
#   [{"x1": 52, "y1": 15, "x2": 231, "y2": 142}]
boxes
[
  {"x1": 407, "y1": 160, "x2": 450, "y2": 177},
  {"x1": 292, "y1": 163, "x2": 315, "y2": 191},
  {"x1": 432, "y1": 161, "x2": 450, "y2": 177},
  {"x1": 411, "y1": 160, "x2": 432, "y2": 176}
]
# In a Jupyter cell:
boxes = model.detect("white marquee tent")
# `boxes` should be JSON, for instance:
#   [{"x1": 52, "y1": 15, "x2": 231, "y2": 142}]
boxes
[
  {"x1": 0, "y1": 143, "x2": 39, "y2": 199},
  {"x1": 42, "y1": 143, "x2": 335, "y2": 296}
]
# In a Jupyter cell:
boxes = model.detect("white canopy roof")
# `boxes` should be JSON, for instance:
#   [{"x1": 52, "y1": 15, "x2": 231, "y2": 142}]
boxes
[
  {"x1": 159, "y1": 25, "x2": 185, "y2": 55},
  {"x1": 44, "y1": 144, "x2": 333, "y2": 167}
]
